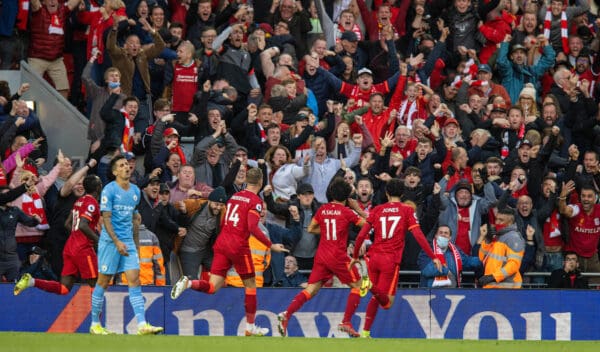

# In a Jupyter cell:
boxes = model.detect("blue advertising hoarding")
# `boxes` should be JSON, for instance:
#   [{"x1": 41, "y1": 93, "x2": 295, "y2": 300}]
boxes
[{"x1": 1, "y1": 284, "x2": 598, "y2": 340}]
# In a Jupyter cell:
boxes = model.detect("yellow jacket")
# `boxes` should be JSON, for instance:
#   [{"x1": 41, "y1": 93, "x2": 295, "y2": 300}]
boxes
[
  {"x1": 121, "y1": 226, "x2": 166, "y2": 286},
  {"x1": 226, "y1": 235, "x2": 271, "y2": 287},
  {"x1": 479, "y1": 225, "x2": 524, "y2": 289}
]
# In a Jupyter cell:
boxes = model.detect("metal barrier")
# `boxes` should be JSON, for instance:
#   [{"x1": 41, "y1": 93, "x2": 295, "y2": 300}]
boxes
[{"x1": 298, "y1": 269, "x2": 600, "y2": 289}]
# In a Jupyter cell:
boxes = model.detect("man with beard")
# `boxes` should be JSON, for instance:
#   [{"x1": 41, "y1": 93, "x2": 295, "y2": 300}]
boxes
[
  {"x1": 559, "y1": 181, "x2": 600, "y2": 283},
  {"x1": 478, "y1": 207, "x2": 525, "y2": 288},
  {"x1": 496, "y1": 34, "x2": 555, "y2": 103},
  {"x1": 179, "y1": 186, "x2": 227, "y2": 280},
  {"x1": 438, "y1": 178, "x2": 497, "y2": 256}
]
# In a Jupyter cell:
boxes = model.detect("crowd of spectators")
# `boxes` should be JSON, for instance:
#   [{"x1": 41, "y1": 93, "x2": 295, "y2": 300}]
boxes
[{"x1": 1, "y1": 0, "x2": 600, "y2": 288}]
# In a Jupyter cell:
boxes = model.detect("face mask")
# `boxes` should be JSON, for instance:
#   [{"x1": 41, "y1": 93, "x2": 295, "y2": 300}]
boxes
[
  {"x1": 436, "y1": 236, "x2": 449, "y2": 249},
  {"x1": 108, "y1": 81, "x2": 120, "y2": 89},
  {"x1": 495, "y1": 223, "x2": 508, "y2": 232}
]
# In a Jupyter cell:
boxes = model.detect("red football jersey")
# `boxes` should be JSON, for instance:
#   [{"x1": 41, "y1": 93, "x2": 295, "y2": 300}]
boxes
[
  {"x1": 214, "y1": 190, "x2": 265, "y2": 252},
  {"x1": 366, "y1": 201, "x2": 421, "y2": 262},
  {"x1": 313, "y1": 202, "x2": 362, "y2": 262},
  {"x1": 566, "y1": 203, "x2": 600, "y2": 257},
  {"x1": 63, "y1": 195, "x2": 101, "y2": 254}
]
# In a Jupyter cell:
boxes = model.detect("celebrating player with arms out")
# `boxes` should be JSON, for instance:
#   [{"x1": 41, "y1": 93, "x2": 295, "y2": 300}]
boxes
[
  {"x1": 171, "y1": 167, "x2": 288, "y2": 336},
  {"x1": 278, "y1": 178, "x2": 366, "y2": 337},
  {"x1": 91, "y1": 155, "x2": 163, "y2": 335},
  {"x1": 14, "y1": 175, "x2": 102, "y2": 296},
  {"x1": 352, "y1": 178, "x2": 441, "y2": 337}
]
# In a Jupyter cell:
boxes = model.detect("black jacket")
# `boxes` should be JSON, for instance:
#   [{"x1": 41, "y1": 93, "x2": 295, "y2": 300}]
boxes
[{"x1": 548, "y1": 269, "x2": 588, "y2": 289}]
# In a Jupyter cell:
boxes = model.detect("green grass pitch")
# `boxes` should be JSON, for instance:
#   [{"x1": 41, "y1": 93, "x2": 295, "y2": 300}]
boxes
[{"x1": 1, "y1": 332, "x2": 598, "y2": 352}]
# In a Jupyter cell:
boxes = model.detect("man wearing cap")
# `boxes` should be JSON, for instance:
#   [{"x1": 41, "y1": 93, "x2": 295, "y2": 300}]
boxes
[
  {"x1": 313, "y1": 53, "x2": 400, "y2": 111},
  {"x1": 264, "y1": 182, "x2": 322, "y2": 271},
  {"x1": 478, "y1": 207, "x2": 525, "y2": 288},
  {"x1": 138, "y1": 177, "x2": 163, "y2": 232},
  {"x1": 438, "y1": 176, "x2": 497, "y2": 256},
  {"x1": 496, "y1": 34, "x2": 555, "y2": 103},
  {"x1": 179, "y1": 186, "x2": 227, "y2": 280},
  {"x1": 333, "y1": 31, "x2": 368, "y2": 70},
  {"x1": 468, "y1": 64, "x2": 511, "y2": 106}
]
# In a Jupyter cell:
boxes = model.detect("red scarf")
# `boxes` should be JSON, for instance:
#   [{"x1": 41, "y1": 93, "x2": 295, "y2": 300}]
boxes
[
  {"x1": 21, "y1": 192, "x2": 49, "y2": 230},
  {"x1": 121, "y1": 110, "x2": 134, "y2": 153},
  {"x1": 170, "y1": 143, "x2": 187, "y2": 165},
  {"x1": 433, "y1": 238, "x2": 463, "y2": 287},
  {"x1": 544, "y1": 9, "x2": 569, "y2": 54}
]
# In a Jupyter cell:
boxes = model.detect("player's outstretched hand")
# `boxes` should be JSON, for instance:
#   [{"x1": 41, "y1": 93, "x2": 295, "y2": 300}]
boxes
[{"x1": 271, "y1": 243, "x2": 289, "y2": 253}]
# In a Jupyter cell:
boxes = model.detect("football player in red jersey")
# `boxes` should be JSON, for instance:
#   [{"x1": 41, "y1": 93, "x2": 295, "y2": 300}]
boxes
[
  {"x1": 351, "y1": 178, "x2": 441, "y2": 337},
  {"x1": 14, "y1": 175, "x2": 103, "y2": 295},
  {"x1": 277, "y1": 178, "x2": 366, "y2": 337},
  {"x1": 171, "y1": 168, "x2": 288, "y2": 336}
]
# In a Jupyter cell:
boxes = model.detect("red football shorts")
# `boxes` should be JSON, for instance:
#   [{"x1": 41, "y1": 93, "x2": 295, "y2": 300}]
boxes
[
  {"x1": 365, "y1": 254, "x2": 400, "y2": 296},
  {"x1": 211, "y1": 247, "x2": 255, "y2": 279},
  {"x1": 308, "y1": 256, "x2": 360, "y2": 285},
  {"x1": 61, "y1": 248, "x2": 98, "y2": 280}
]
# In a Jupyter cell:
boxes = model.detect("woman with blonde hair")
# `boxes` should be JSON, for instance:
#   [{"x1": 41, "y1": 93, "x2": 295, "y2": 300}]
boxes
[
  {"x1": 264, "y1": 145, "x2": 311, "y2": 202},
  {"x1": 518, "y1": 83, "x2": 539, "y2": 124}
]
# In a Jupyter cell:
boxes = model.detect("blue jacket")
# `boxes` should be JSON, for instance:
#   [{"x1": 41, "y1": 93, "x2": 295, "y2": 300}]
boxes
[
  {"x1": 418, "y1": 244, "x2": 482, "y2": 287},
  {"x1": 496, "y1": 42, "x2": 555, "y2": 103},
  {"x1": 437, "y1": 177, "x2": 497, "y2": 256}
]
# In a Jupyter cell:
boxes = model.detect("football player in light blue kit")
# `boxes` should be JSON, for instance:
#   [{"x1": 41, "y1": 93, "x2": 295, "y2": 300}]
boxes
[{"x1": 90, "y1": 155, "x2": 163, "y2": 335}]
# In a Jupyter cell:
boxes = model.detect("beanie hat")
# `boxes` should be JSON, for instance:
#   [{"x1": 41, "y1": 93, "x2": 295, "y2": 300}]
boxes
[
  {"x1": 454, "y1": 180, "x2": 472, "y2": 194},
  {"x1": 519, "y1": 83, "x2": 536, "y2": 100},
  {"x1": 208, "y1": 186, "x2": 228, "y2": 203}
]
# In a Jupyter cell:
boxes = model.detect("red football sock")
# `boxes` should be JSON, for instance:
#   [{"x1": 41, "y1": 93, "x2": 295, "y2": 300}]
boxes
[
  {"x1": 190, "y1": 280, "x2": 214, "y2": 293},
  {"x1": 363, "y1": 296, "x2": 380, "y2": 332},
  {"x1": 342, "y1": 288, "x2": 361, "y2": 323},
  {"x1": 286, "y1": 290, "x2": 311, "y2": 317},
  {"x1": 245, "y1": 288, "x2": 257, "y2": 324},
  {"x1": 34, "y1": 279, "x2": 69, "y2": 295}
]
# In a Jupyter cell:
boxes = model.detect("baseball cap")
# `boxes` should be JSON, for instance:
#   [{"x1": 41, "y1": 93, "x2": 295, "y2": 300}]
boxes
[
  {"x1": 159, "y1": 183, "x2": 170, "y2": 194},
  {"x1": 444, "y1": 117, "x2": 459, "y2": 127},
  {"x1": 296, "y1": 183, "x2": 314, "y2": 195},
  {"x1": 163, "y1": 127, "x2": 179, "y2": 137},
  {"x1": 477, "y1": 64, "x2": 492, "y2": 73},
  {"x1": 295, "y1": 112, "x2": 309, "y2": 122},
  {"x1": 517, "y1": 138, "x2": 533, "y2": 148},
  {"x1": 124, "y1": 152, "x2": 136, "y2": 161},
  {"x1": 357, "y1": 67, "x2": 373, "y2": 76},
  {"x1": 511, "y1": 44, "x2": 527, "y2": 54},
  {"x1": 341, "y1": 31, "x2": 358, "y2": 42},
  {"x1": 142, "y1": 176, "x2": 161, "y2": 188}
]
